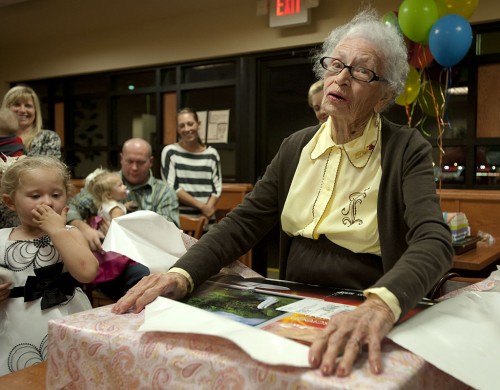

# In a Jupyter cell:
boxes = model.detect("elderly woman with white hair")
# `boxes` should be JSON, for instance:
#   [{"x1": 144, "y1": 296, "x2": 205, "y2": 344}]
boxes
[{"x1": 113, "y1": 8, "x2": 453, "y2": 377}]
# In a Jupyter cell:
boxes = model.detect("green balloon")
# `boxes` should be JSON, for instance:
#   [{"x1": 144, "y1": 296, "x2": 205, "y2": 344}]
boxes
[
  {"x1": 381, "y1": 11, "x2": 401, "y2": 35},
  {"x1": 398, "y1": 0, "x2": 439, "y2": 43}
]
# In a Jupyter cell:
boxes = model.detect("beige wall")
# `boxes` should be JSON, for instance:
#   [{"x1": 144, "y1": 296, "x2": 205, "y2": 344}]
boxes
[{"x1": 0, "y1": 0, "x2": 499, "y2": 97}]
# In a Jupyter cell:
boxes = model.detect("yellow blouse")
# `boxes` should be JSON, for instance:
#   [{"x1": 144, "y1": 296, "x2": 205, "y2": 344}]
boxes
[
  {"x1": 282, "y1": 114, "x2": 382, "y2": 255},
  {"x1": 281, "y1": 114, "x2": 401, "y2": 322}
]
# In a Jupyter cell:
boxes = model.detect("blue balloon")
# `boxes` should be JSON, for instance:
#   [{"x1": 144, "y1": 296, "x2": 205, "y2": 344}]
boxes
[{"x1": 429, "y1": 14, "x2": 472, "y2": 67}]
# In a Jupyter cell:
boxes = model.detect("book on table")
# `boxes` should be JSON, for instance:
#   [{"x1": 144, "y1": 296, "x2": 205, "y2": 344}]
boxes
[{"x1": 180, "y1": 273, "x2": 435, "y2": 345}]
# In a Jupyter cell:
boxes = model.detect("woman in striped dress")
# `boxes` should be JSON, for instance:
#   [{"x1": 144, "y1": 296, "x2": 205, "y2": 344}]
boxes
[{"x1": 161, "y1": 108, "x2": 222, "y2": 227}]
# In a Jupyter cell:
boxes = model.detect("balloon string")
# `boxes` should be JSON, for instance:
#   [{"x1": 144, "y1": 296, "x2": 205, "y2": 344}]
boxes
[
  {"x1": 432, "y1": 67, "x2": 452, "y2": 194},
  {"x1": 410, "y1": 46, "x2": 427, "y2": 128},
  {"x1": 405, "y1": 101, "x2": 412, "y2": 127},
  {"x1": 419, "y1": 44, "x2": 427, "y2": 69}
]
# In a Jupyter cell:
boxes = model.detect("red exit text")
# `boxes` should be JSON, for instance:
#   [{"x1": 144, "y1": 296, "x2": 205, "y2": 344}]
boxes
[{"x1": 276, "y1": 0, "x2": 301, "y2": 16}]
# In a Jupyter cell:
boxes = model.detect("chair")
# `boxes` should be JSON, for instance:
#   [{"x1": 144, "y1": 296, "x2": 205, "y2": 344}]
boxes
[
  {"x1": 214, "y1": 209, "x2": 252, "y2": 268},
  {"x1": 427, "y1": 272, "x2": 484, "y2": 299},
  {"x1": 179, "y1": 215, "x2": 205, "y2": 239}
]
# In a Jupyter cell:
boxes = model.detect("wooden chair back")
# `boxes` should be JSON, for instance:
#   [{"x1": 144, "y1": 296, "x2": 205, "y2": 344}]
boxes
[{"x1": 180, "y1": 215, "x2": 205, "y2": 239}]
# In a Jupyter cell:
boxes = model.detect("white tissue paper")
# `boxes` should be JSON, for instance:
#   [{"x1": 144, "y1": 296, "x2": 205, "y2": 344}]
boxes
[
  {"x1": 388, "y1": 271, "x2": 500, "y2": 390},
  {"x1": 140, "y1": 296, "x2": 310, "y2": 367},
  {"x1": 101, "y1": 210, "x2": 187, "y2": 273}
]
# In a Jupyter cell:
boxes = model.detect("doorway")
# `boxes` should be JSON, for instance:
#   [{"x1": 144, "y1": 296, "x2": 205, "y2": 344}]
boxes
[{"x1": 253, "y1": 48, "x2": 319, "y2": 275}]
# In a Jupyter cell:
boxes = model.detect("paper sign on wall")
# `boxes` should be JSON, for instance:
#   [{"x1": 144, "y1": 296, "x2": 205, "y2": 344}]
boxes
[{"x1": 207, "y1": 110, "x2": 229, "y2": 144}]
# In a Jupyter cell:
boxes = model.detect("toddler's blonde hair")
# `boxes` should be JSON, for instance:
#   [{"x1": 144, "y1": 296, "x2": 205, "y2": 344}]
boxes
[{"x1": 85, "y1": 168, "x2": 122, "y2": 208}]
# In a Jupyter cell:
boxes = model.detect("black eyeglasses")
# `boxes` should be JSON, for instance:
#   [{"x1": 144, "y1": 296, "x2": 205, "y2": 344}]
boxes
[{"x1": 319, "y1": 57, "x2": 386, "y2": 83}]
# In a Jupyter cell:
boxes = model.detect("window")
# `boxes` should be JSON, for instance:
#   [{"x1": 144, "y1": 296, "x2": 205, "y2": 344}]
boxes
[
  {"x1": 182, "y1": 62, "x2": 236, "y2": 83},
  {"x1": 111, "y1": 71, "x2": 156, "y2": 92}
]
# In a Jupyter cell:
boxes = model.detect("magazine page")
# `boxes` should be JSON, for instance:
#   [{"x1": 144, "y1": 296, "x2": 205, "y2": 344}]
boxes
[
  {"x1": 180, "y1": 279, "x2": 300, "y2": 327},
  {"x1": 259, "y1": 312, "x2": 329, "y2": 345},
  {"x1": 186, "y1": 274, "x2": 436, "y2": 344}
]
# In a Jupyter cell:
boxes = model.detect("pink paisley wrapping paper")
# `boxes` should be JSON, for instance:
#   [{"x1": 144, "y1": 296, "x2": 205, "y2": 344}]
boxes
[
  {"x1": 438, "y1": 274, "x2": 500, "y2": 301},
  {"x1": 45, "y1": 234, "x2": 479, "y2": 389},
  {"x1": 46, "y1": 308, "x2": 469, "y2": 389}
]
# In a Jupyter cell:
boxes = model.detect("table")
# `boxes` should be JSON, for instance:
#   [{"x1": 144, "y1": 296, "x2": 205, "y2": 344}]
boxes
[
  {"x1": 0, "y1": 361, "x2": 46, "y2": 390},
  {"x1": 452, "y1": 239, "x2": 500, "y2": 273}
]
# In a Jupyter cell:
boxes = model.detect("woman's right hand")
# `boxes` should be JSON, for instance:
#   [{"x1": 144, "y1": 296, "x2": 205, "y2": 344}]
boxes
[
  {"x1": 112, "y1": 272, "x2": 190, "y2": 314},
  {"x1": 308, "y1": 295, "x2": 395, "y2": 377},
  {"x1": 0, "y1": 282, "x2": 11, "y2": 304}
]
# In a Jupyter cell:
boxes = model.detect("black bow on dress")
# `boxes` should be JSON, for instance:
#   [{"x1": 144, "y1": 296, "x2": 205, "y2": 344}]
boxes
[{"x1": 9, "y1": 263, "x2": 78, "y2": 310}]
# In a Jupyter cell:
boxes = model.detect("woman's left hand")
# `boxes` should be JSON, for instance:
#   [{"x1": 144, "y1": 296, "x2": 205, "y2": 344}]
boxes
[{"x1": 308, "y1": 295, "x2": 395, "y2": 377}]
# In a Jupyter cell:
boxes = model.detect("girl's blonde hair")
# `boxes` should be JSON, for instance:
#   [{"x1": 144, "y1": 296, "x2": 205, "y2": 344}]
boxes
[
  {"x1": 1, "y1": 85, "x2": 43, "y2": 151},
  {"x1": 0, "y1": 156, "x2": 72, "y2": 199},
  {"x1": 85, "y1": 168, "x2": 121, "y2": 208}
]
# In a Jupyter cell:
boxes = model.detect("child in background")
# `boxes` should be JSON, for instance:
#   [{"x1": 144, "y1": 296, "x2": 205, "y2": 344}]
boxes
[
  {"x1": 0, "y1": 156, "x2": 98, "y2": 376},
  {"x1": 0, "y1": 107, "x2": 24, "y2": 159},
  {"x1": 83, "y1": 168, "x2": 136, "y2": 291},
  {"x1": 85, "y1": 168, "x2": 128, "y2": 223}
]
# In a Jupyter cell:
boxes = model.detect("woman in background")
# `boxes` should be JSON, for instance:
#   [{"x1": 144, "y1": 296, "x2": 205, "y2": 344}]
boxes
[
  {"x1": 308, "y1": 80, "x2": 328, "y2": 124},
  {"x1": 1, "y1": 85, "x2": 61, "y2": 159},
  {"x1": 161, "y1": 107, "x2": 222, "y2": 226}
]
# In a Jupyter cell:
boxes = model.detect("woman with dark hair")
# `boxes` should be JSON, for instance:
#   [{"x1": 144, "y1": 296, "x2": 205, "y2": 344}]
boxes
[{"x1": 161, "y1": 108, "x2": 222, "y2": 226}]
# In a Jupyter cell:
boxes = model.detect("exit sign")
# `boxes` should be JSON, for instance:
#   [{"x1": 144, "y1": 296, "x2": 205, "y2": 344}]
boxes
[{"x1": 269, "y1": 0, "x2": 310, "y2": 28}]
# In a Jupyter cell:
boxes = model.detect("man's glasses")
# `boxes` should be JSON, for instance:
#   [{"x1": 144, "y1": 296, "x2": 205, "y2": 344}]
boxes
[{"x1": 319, "y1": 57, "x2": 386, "y2": 83}]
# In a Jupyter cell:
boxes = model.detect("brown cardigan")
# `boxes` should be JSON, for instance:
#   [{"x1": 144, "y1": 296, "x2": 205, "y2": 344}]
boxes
[{"x1": 174, "y1": 117, "x2": 453, "y2": 317}]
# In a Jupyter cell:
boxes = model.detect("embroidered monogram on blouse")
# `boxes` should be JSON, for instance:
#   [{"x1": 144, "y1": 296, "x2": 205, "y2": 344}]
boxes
[{"x1": 341, "y1": 188, "x2": 370, "y2": 226}]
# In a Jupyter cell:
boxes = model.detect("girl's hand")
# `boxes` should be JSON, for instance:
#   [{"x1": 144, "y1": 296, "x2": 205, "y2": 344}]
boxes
[
  {"x1": 32, "y1": 204, "x2": 67, "y2": 235},
  {"x1": 0, "y1": 282, "x2": 12, "y2": 304}
]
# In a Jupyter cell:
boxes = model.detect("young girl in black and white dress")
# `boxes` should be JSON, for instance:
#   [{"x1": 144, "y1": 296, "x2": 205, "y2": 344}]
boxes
[{"x1": 0, "y1": 156, "x2": 98, "y2": 376}]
